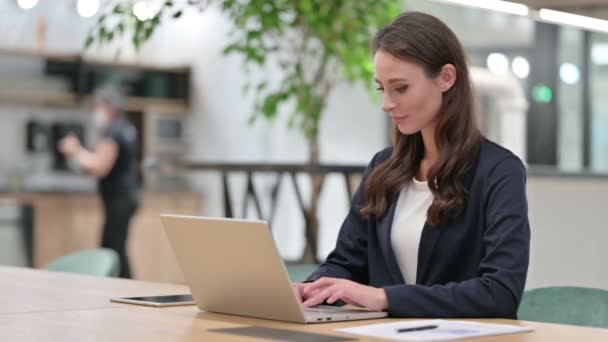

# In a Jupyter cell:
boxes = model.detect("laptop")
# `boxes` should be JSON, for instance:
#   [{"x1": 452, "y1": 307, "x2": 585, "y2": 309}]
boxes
[{"x1": 160, "y1": 214, "x2": 388, "y2": 323}]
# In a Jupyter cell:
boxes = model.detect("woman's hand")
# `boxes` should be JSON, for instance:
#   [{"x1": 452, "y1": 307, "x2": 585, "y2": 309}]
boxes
[
  {"x1": 299, "y1": 277, "x2": 389, "y2": 312},
  {"x1": 58, "y1": 133, "x2": 82, "y2": 157},
  {"x1": 292, "y1": 283, "x2": 308, "y2": 303}
]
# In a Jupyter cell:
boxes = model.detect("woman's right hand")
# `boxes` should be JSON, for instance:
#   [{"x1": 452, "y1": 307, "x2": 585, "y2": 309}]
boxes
[
  {"x1": 300, "y1": 277, "x2": 389, "y2": 311},
  {"x1": 292, "y1": 283, "x2": 305, "y2": 303},
  {"x1": 58, "y1": 133, "x2": 81, "y2": 157},
  {"x1": 292, "y1": 283, "x2": 316, "y2": 303}
]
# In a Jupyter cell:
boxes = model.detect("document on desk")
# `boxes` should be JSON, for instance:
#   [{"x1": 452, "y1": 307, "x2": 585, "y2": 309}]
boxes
[{"x1": 335, "y1": 319, "x2": 534, "y2": 341}]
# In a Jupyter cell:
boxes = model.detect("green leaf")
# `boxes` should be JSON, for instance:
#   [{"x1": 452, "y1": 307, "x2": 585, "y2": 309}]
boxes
[
  {"x1": 256, "y1": 82, "x2": 268, "y2": 91},
  {"x1": 300, "y1": 1, "x2": 312, "y2": 14},
  {"x1": 246, "y1": 30, "x2": 262, "y2": 41},
  {"x1": 222, "y1": 0, "x2": 236, "y2": 10},
  {"x1": 172, "y1": 10, "x2": 183, "y2": 18},
  {"x1": 260, "y1": 91, "x2": 290, "y2": 120},
  {"x1": 144, "y1": 26, "x2": 154, "y2": 41},
  {"x1": 133, "y1": 35, "x2": 141, "y2": 50},
  {"x1": 98, "y1": 26, "x2": 107, "y2": 43},
  {"x1": 135, "y1": 19, "x2": 144, "y2": 36},
  {"x1": 84, "y1": 35, "x2": 94, "y2": 49},
  {"x1": 112, "y1": 5, "x2": 125, "y2": 14}
]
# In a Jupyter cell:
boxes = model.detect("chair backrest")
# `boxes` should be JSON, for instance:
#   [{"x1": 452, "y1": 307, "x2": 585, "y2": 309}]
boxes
[
  {"x1": 45, "y1": 248, "x2": 120, "y2": 277},
  {"x1": 285, "y1": 263, "x2": 319, "y2": 282},
  {"x1": 518, "y1": 286, "x2": 608, "y2": 328}
]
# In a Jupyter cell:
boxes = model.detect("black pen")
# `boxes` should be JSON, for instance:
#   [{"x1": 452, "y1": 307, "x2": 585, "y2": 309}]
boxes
[{"x1": 396, "y1": 324, "x2": 439, "y2": 333}]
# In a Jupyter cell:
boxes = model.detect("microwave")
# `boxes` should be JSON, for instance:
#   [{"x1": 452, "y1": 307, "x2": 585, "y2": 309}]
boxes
[{"x1": 145, "y1": 111, "x2": 188, "y2": 158}]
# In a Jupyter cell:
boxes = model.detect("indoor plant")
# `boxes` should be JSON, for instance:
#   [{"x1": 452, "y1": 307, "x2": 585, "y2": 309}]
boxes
[{"x1": 88, "y1": 0, "x2": 401, "y2": 262}]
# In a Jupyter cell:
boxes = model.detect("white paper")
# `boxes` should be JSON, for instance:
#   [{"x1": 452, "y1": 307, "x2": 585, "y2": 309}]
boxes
[{"x1": 336, "y1": 319, "x2": 534, "y2": 341}]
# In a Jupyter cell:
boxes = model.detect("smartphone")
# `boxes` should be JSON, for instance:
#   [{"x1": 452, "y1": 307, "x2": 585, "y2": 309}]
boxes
[{"x1": 110, "y1": 294, "x2": 195, "y2": 307}]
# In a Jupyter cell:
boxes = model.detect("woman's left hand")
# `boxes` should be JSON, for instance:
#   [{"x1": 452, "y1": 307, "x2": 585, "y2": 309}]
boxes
[{"x1": 301, "y1": 277, "x2": 389, "y2": 311}]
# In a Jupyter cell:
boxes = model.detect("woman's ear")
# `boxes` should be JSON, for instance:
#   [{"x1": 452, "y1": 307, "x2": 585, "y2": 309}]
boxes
[{"x1": 437, "y1": 64, "x2": 457, "y2": 92}]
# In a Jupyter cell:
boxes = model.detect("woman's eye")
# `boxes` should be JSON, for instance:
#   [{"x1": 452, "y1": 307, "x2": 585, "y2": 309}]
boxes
[
  {"x1": 375, "y1": 85, "x2": 408, "y2": 93},
  {"x1": 395, "y1": 86, "x2": 408, "y2": 94}
]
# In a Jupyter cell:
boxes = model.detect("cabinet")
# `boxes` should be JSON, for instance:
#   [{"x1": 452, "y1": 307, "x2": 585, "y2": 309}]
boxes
[
  {"x1": 0, "y1": 47, "x2": 190, "y2": 112},
  {"x1": 1, "y1": 192, "x2": 202, "y2": 284}
]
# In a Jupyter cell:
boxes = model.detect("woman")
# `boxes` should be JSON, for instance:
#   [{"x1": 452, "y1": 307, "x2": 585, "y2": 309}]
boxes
[
  {"x1": 296, "y1": 12, "x2": 530, "y2": 318},
  {"x1": 59, "y1": 85, "x2": 140, "y2": 278}
]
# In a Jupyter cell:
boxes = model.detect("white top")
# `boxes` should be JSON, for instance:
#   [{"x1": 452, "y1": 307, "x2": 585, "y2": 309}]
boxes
[{"x1": 390, "y1": 178, "x2": 434, "y2": 284}]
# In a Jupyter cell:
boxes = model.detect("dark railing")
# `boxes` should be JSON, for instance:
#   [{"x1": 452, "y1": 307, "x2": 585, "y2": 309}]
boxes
[{"x1": 178, "y1": 162, "x2": 366, "y2": 262}]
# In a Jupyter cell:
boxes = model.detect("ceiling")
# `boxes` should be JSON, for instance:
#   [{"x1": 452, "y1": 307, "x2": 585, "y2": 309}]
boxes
[{"x1": 515, "y1": 0, "x2": 608, "y2": 19}]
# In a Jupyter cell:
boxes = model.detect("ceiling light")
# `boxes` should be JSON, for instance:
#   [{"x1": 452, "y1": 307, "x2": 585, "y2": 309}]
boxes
[
  {"x1": 17, "y1": 0, "x2": 38, "y2": 10},
  {"x1": 511, "y1": 56, "x2": 530, "y2": 79},
  {"x1": 436, "y1": 0, "x2": 529, "y2": 16},
  {"x1": 133, "y1": 1, "x2": 154, "y2": 21},
  {"x1": 487, "y1": 53, "x2": 510, "y2": 75},
  {"x1": 539, "y1": 9, "x2": 608, "y2": 33},
  {"x1": 77, "y1": 0, "x2": 100, "y2": 18},
  {"x1": 559, "y1": 63, "x2": 580, "y2": 85}
]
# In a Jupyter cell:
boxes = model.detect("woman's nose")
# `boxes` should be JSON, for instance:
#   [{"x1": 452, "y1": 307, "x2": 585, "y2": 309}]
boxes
[{"x1": 381, "y1": 93, "x2": 396, "y2": 113}]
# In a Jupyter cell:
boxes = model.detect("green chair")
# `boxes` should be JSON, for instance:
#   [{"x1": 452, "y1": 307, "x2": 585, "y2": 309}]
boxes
[
  {"x1": 45, "y1": 248, "x2": 120, "y2": 277},
  {"x1": 518, "y1": 286, "x2": 608, "y2": 328},
  {"x1": 286, "y1": 263, "x2": 319, "y2": 282}
]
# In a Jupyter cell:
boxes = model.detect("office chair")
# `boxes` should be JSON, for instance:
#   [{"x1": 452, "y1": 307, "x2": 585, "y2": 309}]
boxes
[
  {"x1": 518, "y1": 286, "x2": 608, "y2": 328},
  {"x1": 45, "y1": 248, "x2": 120, "y2": 277}
]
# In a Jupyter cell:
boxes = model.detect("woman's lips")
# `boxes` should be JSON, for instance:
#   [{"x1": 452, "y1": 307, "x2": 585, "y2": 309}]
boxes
[{"x1": 391, "y1": 115, "x2": 408, "y2": 124}]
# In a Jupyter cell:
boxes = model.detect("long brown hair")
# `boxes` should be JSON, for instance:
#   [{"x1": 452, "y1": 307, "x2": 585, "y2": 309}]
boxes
[{"x1": 360, "y1": 12, "x2": 481, "y2": 226}]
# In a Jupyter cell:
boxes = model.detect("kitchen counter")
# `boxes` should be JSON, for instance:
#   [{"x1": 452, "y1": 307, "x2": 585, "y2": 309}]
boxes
[{"x1": 0, "y1": 190, "x2": 203, "y2": 284}]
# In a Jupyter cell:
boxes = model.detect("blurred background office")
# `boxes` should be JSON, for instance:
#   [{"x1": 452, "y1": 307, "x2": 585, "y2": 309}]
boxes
[{"x1": 0, "y1": 0, "x2": 607, "y2": 295}]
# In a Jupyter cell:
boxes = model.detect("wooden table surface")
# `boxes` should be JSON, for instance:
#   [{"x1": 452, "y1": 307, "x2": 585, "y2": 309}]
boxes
[
  {"x1": 2, "y1": 266, "x2": 608, "y2": 341},
  {"x1": 0, "y1": 266, "x2": 186, "y2": 314}
]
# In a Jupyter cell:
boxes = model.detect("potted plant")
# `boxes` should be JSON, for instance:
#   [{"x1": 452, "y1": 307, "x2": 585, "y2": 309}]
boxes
[{"x1": 88, "y1": 0, "x2": 401, "y2": 262}]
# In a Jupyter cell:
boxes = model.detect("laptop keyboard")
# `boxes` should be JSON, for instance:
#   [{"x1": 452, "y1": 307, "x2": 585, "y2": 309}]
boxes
[{"x1": 305, "y1": 305, "x2": 369, "y2": 314}]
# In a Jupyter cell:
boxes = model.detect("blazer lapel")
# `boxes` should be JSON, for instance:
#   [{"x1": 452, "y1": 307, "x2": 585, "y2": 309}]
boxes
[
  {"x1": 416, "y1": 221, "x2": 441, "y2": 284},
  {"x1": 377, "y1": 196, "x2": 405, "y2": 285},
  {"x1": 416, "y1": 142, "x2": 481, "y2": 283}
]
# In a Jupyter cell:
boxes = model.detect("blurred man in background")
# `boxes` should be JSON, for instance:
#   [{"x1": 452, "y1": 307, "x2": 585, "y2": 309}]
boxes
[{"x1": 59, "y1": 85, "x2": 140, "y2": 278}]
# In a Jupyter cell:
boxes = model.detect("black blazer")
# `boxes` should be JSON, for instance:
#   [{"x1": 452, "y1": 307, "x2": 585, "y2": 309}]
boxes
[{"x1": 307, "y1": 138, "x2": 530, "y2": 318}]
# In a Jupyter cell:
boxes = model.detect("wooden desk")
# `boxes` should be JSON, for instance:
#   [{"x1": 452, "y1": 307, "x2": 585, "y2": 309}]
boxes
[
  {"x1": 0, "y1": 266, "x2": 186, "y2": 314},
  {"x1": 2, "y1": 267, "x2": 608, "y2": 341}
]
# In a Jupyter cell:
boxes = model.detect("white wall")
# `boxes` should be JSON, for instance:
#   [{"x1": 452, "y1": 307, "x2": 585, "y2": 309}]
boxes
[{"x1": 527, "y1": 176, "x2": 608, "y2": 290}]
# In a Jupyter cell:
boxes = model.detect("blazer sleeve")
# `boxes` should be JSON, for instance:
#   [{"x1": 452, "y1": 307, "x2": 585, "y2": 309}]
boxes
[
  {"x1": 305, "y1": 150, "x2": 387, "y2": 284},
  {"x1": 382, "y1": 156, "x2": 530, "y2": 318}
]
